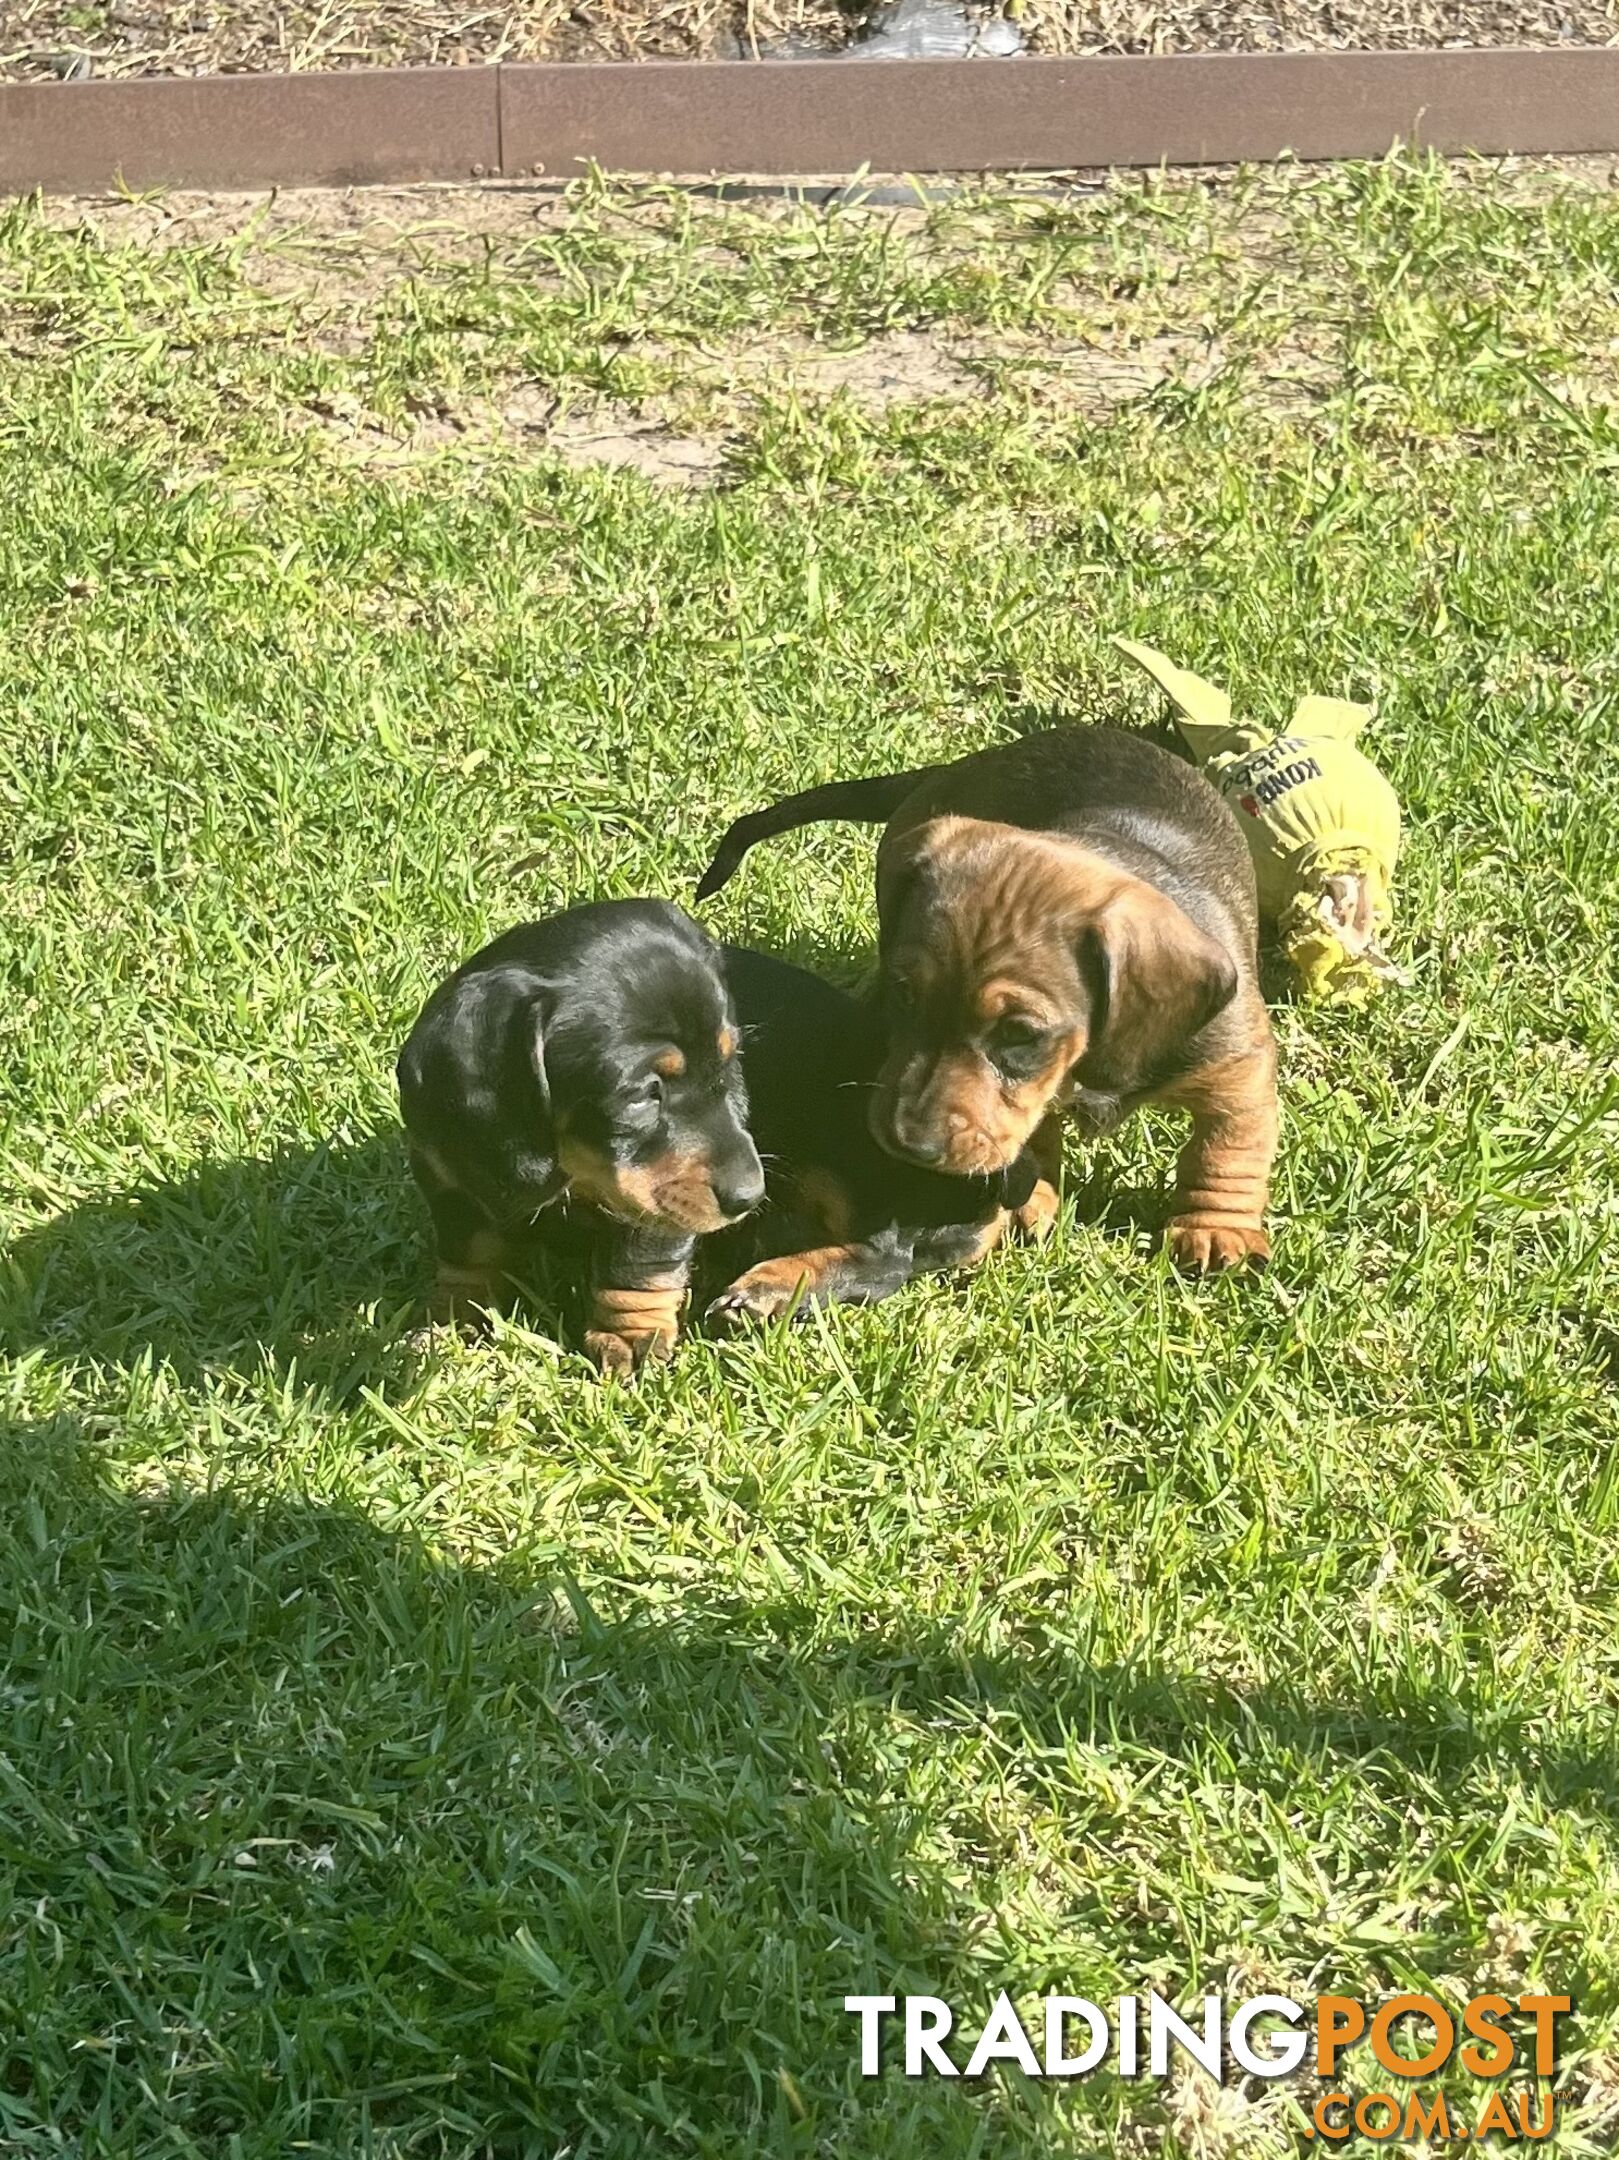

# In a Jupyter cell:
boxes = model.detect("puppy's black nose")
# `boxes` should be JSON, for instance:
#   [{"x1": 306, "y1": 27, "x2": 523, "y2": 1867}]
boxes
[{"x1": 714, "y1": 1168, "x2": 766, "y2": 1219}]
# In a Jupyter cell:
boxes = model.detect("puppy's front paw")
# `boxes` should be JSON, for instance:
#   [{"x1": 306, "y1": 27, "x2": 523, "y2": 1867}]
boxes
[
  {"x1": 706, "y1": 1262, "x2": 811, "y2": 1332},
  {"x1": 585, "y1": 1282, "x2": 686, "y2": 1377},
  {"x1": 1012, "y1": 1178, "x2": 1061, "y2": 1244},
  {"x1": 1165, "y1": 1218, "x2": 1271, "y2": 1275},
  {"x1": 584, "y1": 1322, "x2": 678, "y2": 1377}
]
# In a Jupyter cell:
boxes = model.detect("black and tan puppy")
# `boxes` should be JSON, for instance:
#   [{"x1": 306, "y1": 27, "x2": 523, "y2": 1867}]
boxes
[
  {"x1": 396, "y1": 900, "x2": 764, "y2": 1374},
  {"x1": 707, "y1": 947, "x2": 1055, "y2": 1325},
  {"x1": 697, "y1": 727, "x2": 1277, "y2": 1273}
]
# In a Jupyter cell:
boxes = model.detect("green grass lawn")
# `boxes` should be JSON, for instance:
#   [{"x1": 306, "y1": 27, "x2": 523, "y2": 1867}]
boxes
[{"x1": 2, "y1": 159, "x2": 1618, "y2": 2157}]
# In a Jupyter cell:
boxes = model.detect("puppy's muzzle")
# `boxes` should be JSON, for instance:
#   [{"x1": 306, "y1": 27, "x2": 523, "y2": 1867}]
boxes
[
  {"x1": 670, "y1": 1137, "x2": 766, "y2": 1232},
  {"x1": 711, "y1": 1160, "x2": 767, "y2": 1223},
  {"x1": 869, "y1": 1094, "x2": 1018, "y2": 1180},
  {"x1": 879, "y1": 1113, "x2": 948, "y2": 1169},
  {"x1": 564, "y1": 1139, "x2": 764, "y2": 1234}
]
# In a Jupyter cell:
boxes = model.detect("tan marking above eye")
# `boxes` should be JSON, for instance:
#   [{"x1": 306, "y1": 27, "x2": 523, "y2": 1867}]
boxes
[
  {"x1": 972, "y1": 981, "x2": 1061, "y2": 1030},
  {"x1": 716, "y1": 1026, "x2": 739, "y2": 1061},
  {"x1": 653, "y1": 1048, "x2": 686, "y2": 1079}
]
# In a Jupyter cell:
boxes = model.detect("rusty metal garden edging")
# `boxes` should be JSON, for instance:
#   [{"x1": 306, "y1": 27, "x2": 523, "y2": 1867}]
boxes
[{"x1": 3, "y1": 48, "x2": 1619, "y2": 195}]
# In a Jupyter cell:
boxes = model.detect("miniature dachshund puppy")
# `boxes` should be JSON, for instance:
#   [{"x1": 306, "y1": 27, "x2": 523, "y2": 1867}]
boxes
[
  {"x1": 707, "y1": 947, "x2": 1055, "y2": 1327},
  {"x1": 697, "y1": 725, "x2": 1278, "y2": 1274},
  {"x1": 396, "y1": 900, "x2": 764, "y2": 1375}
]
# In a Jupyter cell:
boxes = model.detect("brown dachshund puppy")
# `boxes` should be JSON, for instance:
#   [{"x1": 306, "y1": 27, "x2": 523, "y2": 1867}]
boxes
[{"x1": 696, "y1": 727, "x2": 1277, "y2": 1273}]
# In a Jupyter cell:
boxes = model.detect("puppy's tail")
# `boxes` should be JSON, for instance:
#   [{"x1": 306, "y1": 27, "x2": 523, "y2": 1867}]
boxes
[{"x1": 695, "y1": 768, "x2": 941, "y2": 900}]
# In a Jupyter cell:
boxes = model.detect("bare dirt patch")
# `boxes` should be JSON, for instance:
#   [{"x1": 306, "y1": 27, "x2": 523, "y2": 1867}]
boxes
[
  {"x1": 38, "y1": 183, "x2": 570, "y2": 276},
  {"x1": 968, "y1": 326, "x2": 1352, "y2": 417},
  {"x1": 294, "y1": 381, "x2": 728, "y2": 484},
  {"x1": 546, "y1": 407, "x2": 727, "y2": 482},
  {"x1": 735, "y1": 328, "x2": 981, "y2": 407},
  {"x1": 290, "y1": 321, "x2": 1253, "y2": 484},
  {"x1": 33, "y1": 161, "x2": 1619, "y2": 278},
  {"x1": 1252, "y1": 329, "x2": 1343, "y2": 414},
  {"x1": 960, "y1": 328, "x2": 1215, "y2": 412}
]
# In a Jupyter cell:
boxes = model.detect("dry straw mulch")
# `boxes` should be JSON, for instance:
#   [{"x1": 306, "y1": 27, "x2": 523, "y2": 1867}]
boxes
[{"x1": 1, "y1": 0, "x2": 1615, "y2": 79}]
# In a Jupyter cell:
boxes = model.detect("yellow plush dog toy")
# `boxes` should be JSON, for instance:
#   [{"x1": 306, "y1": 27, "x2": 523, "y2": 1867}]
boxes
[{"x1": 1115, "y1": 637, "x2": 1403, "y2": 1002}]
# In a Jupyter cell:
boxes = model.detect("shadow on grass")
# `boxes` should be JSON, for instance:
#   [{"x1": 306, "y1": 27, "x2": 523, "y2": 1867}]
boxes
[
  {"x1": 1, "y1": 1131, "x2": 433, "y2": 1405},
  {"x1": 2, "y1": 1413, "x2": 1611, "y2": 2154},
  {"x1": 0, "y1": 1414, "x2": 1061, "y2": 2155},
  {"x1": 2, "y1": 1124, "x2": 771, "y2": 1400}
]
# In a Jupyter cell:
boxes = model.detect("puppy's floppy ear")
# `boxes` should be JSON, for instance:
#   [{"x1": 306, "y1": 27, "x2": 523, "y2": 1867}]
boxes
[
  {"x1": 441, "y1": 965, "x2": 555, "y2": 1130},
  {"x1": 525, "y1": 988, "x2": 553, "y2": 1120},
  {"x1": 517, "y1": 984, "x2": 568, "y2": 1197},
  {"x1": 875, "y1": 813, "x2": 951, "y2": 940},
  {"x1": 471, "y1": 968, "x2": 554, "y2": 1136},
  {"x1": 1078, "y1": 878, "x2": 1238, "y2": 1093}
]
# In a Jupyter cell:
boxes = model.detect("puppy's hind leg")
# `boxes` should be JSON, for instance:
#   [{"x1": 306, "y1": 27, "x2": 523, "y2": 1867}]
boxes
[
  {"x1": 706, "y1": 1165, "x2": 912, "y2": 1328},
  {"x1": 709, "y1": 1197, "x2": 1019, "y2": 1329},
  {"x1": 707, "y1": 1240, "x2": 917, "y2": 1329}
]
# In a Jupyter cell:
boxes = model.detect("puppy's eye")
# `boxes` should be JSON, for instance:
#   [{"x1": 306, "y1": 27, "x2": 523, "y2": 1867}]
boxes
[
  {"x1": 988, "y1": 1017, "x2": 1050, "y2": 1071},
  {"x1": 632, "y1": 1075, "x2": 664, "y2": 1108}
]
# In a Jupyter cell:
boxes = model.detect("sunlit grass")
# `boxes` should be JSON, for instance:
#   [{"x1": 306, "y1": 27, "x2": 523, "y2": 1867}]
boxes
[{"x1": 1, "y1": 158, "x2": 1617, "y2": 2157}]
